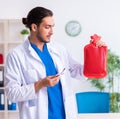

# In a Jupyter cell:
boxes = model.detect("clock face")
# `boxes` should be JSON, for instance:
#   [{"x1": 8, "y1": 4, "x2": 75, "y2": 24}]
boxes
[{"x1": 65, "y1": 20, "x2": 81, "y2": 37}]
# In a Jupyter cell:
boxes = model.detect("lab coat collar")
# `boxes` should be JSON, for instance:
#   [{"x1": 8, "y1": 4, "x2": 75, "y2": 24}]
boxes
[
  {"x1": 47, "y1": 41, "x2": 61, "y2": 57},
  {"x1": 23, "y1": 39, "x2": 43, "y2": 62},
  {"x1": 23, "y1": 38, "x2": 61, "y2": 63}
]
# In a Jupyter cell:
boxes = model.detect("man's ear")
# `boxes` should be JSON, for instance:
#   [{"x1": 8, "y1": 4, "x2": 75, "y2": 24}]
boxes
[{"x1": 31, "y1": 24, "x2": 37, "y2": 32}]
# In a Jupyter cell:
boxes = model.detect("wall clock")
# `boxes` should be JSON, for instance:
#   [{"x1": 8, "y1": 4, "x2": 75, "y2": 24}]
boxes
[{"x1": 65, "y1": 20, "x2": 81, "y2": 37}]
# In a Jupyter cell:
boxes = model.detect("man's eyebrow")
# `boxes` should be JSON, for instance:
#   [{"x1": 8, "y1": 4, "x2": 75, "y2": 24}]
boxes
[{"x1": 45, "y1": 24, "x2": 55, "y2": 27}]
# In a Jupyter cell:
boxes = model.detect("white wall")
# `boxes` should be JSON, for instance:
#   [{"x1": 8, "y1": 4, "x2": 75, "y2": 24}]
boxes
[{"x1": 0, "y1": 0, "x2": 120, "y2": 92}]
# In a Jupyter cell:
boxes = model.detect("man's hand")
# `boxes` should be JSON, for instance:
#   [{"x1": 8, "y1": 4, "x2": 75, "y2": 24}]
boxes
[
  {"x1": 34, "y1": 75, "x2": 60, "y2": 92},
  {"x1": 96, "y1": 40, "x2": 107, "y2": 47}
]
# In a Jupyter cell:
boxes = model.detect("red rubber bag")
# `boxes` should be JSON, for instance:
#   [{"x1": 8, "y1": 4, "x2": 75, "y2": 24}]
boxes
[
  {"x1": 0, "y1": 54, "x2": 3, "y2": 64},
  {"x1": 83, "y1": 34, "x2": 107, "y2": 78}
]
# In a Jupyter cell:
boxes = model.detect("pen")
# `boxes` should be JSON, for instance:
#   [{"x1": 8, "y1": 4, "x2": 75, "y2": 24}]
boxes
[{"x1": 56, "y1": 68, "x2": 66, "y2": 76}]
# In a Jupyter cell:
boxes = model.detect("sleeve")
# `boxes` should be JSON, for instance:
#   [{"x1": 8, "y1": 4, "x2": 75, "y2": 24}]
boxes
[
  {"x1": 66, "y1": 50, "x2": 87, "y2": 80},
  {"x1": 4, "y1": 52, "x2": 36, "y2": 102}
]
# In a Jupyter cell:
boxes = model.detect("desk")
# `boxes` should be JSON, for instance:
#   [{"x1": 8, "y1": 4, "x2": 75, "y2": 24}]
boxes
[{"x1": 77, "y1": 113, "x2": 120, "y2": 119}]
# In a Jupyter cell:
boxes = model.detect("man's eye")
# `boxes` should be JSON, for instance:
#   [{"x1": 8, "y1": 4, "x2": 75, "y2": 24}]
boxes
[{"x1": 45, "y1": 26, "x2": 50, "y2": 29}]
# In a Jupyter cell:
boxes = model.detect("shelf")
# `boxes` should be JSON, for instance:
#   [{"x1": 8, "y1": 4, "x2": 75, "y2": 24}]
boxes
[
  {"x1": 0, "y1": 19, "x2": 25, "y2": 119},
  {"x1": 0, "y1": 87, "x2": 4, "y2": 90},
  {"x1": 8, "y1": 19, "x2": 25, "y2": 41},
  {"x1": 0, "y1": 20, "x2": 8, "y2": 42},
  {"x1": 0, "y1": 19, "x2": 25, "y2": 41},
  {"x1": 8, "y1": 110, "x2": 19, "y2": 113}
]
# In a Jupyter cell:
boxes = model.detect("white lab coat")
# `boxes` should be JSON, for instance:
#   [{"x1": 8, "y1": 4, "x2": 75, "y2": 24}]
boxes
[{"x1": 4, "y1": 39, "x2": 85, "y2": 119}]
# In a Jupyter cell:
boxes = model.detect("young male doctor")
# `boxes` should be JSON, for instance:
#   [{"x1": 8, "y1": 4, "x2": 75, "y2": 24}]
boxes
[{"x1": 4, "y1": 6, "x2": 106, "y2": 119}]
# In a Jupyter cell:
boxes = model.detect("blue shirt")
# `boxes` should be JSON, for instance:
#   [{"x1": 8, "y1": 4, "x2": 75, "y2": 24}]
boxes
[{"x1": 30, "y1": 43, "x2": 66, "y2": 119}]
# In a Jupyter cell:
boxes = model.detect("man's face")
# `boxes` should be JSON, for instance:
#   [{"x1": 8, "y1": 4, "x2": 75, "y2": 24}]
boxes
[{"x1": 36, "y1": 16, "x2": 55, "y2": 43}]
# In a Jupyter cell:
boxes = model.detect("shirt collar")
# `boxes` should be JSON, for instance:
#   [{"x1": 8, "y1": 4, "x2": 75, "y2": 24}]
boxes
[{"x1": 24, "y1": 38, "x2": 60, "y2": 57}]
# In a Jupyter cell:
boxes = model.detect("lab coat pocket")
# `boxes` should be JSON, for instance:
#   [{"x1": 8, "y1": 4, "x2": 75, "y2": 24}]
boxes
[
  {"x1": 25, "y1": 102, "x2": 37, "y2": 119},
  {"x1": 24, "y1": 69, "x2": 39, "y2": 84},
  {"x1": 29, "y1": 99, "x2": 37, "y2": 107}
]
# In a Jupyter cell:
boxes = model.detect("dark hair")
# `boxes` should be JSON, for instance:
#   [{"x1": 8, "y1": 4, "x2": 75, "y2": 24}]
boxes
[{"x1": 22, "y1": 7, "x2": 53, "y2": 30}]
